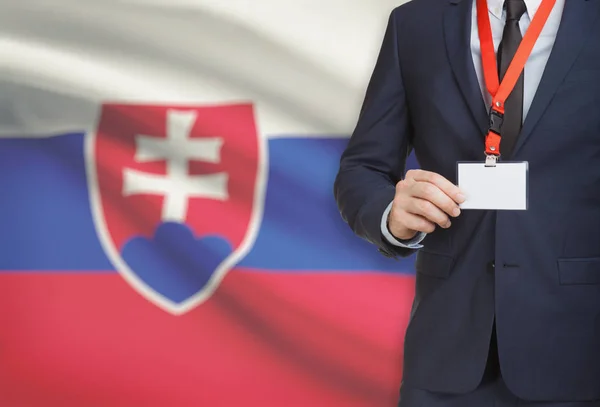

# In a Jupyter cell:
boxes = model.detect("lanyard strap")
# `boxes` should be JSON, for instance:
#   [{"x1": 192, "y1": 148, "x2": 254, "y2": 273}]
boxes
[{"x1": 477, "y1": 0, "x2": 556, "y2": 157}]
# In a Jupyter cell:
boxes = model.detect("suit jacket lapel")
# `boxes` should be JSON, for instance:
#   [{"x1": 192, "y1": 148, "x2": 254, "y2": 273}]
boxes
[
  {"x1": 444, "y1": 0, "x2": 489, "y2": 136},
  {"x1": 513, "y1": 0, "x2": 600, "y2": 156}
]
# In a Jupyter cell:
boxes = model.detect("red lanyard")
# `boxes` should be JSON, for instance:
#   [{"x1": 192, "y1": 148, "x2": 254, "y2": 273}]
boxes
[{"x1": 477, "y1": 0, "x2": 556, "y2": 158}]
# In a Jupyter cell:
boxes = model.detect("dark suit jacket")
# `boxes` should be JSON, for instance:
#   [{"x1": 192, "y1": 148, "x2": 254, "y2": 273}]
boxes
[{"x1": 334, "y1": 0, "x2": 600, "y2": 401}]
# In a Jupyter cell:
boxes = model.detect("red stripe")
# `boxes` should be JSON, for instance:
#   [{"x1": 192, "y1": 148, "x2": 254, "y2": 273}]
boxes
[{"x1": 0, "y1": 270, "x2": 414, "y2": 407}]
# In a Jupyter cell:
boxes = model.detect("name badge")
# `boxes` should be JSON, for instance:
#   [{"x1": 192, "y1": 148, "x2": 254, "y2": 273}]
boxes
[{"x1": 457, "y1": 161, "x2": 528, "y2": 210}]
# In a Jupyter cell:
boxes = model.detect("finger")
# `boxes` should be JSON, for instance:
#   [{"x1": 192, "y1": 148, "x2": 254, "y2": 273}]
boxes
[
  {"x1": 405, "y1": 197, "x2": 451, "y2": 228},
  {"x1": 406, "y1": 170, "x2": 465, "y2": 204},
  {"x1": 394, "y1": 210, "x2": 436, "y2": 234},
  {"x1": 412, "y1": 181, "x2": 461, "y2": 218}
]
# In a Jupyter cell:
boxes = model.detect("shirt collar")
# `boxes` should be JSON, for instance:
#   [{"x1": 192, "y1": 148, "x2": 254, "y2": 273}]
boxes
[{"x1": 487, "y1": 0, "x2": 542, "y2": 20}]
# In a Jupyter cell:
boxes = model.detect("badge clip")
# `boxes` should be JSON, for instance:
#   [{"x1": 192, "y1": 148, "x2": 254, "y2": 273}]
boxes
[{"x1": 485, "y1": 154, "x2": 498, "y2": 167}]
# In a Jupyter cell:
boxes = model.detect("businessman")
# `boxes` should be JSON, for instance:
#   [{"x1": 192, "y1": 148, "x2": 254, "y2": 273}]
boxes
[{"x1": 334, "y1": 0, "x2": 600, "y2": 405}]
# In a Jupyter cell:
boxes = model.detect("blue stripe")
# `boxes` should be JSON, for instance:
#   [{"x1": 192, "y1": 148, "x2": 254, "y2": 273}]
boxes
[
  {"x1": 0, "y1": 133, "x2": 417, "y2": 274},
  {"x1": 0, "y1": 134, "x2": 113, "y2": 270},
  {"x1": 238, "y1": 138, "x2": 417, "y2": 272}
]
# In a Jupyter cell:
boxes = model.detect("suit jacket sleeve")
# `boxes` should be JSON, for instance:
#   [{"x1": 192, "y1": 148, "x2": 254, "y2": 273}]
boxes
[{"x1": 334, "y1": 8, "x2": 416, "y2": 258}]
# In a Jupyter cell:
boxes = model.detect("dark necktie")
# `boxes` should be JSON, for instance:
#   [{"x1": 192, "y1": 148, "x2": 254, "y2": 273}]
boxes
[{"x1": 497, "y1": 0, "x2": 527, "y2": 159}]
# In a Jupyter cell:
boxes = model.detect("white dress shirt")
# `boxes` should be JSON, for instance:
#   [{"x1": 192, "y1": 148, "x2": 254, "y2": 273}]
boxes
[{"x1": 381, "y1": 0, "x2": 565, "y2": 248}]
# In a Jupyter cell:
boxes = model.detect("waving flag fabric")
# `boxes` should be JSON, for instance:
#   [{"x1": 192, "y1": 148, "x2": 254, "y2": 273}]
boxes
[{"x1": 0, "y1": 1, "x2": 417, "y2": 406}]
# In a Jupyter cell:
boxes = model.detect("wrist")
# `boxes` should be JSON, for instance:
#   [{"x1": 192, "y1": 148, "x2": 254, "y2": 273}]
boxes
[{"x1": 387, "y1": 210, "x2": 418, "y2": 241}]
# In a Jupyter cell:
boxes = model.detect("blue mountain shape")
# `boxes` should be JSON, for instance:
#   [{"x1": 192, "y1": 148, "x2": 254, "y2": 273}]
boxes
[{"x1": 121, "y1": 222, "x2": 233, "y2": 305}]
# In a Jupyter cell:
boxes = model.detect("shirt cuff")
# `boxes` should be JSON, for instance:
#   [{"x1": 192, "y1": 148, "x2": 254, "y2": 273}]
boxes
[{"x1": 380, "y1": 201, "x2": 426, "y2": 248}]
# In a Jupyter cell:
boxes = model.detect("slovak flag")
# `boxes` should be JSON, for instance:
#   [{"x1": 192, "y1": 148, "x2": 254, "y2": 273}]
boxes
[{"x1": 0, "y1": 1, "x2": 416, "y2": 406}]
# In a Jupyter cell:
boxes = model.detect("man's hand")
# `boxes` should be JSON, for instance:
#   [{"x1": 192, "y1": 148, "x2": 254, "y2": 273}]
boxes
[{"x1": 388, "y1": 170, "x2": 466, "y2": 241}]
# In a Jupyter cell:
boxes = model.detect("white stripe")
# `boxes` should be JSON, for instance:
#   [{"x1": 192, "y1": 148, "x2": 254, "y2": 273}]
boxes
[{"x1": 0, "y1": 0, "x2": 407, "y2": 138}]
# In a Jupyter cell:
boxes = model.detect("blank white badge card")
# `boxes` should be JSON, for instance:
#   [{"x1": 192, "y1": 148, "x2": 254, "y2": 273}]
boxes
[{"x1": 457, "y1": 162, "x2": 528, "y2": 210}]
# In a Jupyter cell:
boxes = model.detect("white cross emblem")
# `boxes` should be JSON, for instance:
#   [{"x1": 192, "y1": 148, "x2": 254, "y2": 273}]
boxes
[{"x1": 123, "y1": 110, "x2": 229, "y2": 222}]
